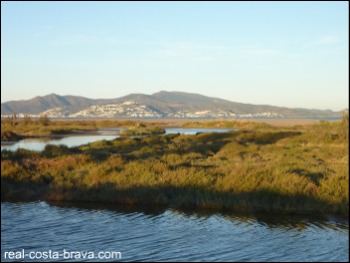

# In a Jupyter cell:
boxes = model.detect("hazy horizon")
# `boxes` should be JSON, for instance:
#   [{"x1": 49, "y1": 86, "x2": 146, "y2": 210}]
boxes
[{"x1": 1, "y1": 2, "x2": 349, "y2": 111}]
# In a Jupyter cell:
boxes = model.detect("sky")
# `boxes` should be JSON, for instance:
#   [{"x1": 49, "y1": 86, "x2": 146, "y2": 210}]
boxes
[{"x1": 1, "y1": 1, "x2": 348, "y2": 111}]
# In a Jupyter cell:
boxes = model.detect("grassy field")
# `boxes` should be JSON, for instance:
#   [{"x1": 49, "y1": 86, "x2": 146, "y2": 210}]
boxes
[{"x1": 1, "y1": 115, "x2": 348, "y2": 215}]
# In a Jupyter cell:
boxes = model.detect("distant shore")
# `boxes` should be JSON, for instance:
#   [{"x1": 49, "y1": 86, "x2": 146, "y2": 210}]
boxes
[
  {"x1": 95, "y1": 118, "x2": 339, "y2": 127},
  {"x1": 241, "y1": 118, "x2": 321, "y2": 126}
]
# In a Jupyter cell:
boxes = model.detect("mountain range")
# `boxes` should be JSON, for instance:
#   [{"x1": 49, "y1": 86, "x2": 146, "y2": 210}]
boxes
[{"x1": 1, "y1": 91, "x2": 345, "y2": 119}]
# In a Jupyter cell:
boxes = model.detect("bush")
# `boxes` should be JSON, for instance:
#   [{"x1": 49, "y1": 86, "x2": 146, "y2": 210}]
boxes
[
  {"x1": 1, "y1": 131, "x2": 22, "y2": 141},
  {"x1": 120, "y1": 126, "x2": 166, "y2": 136},
  {"x1": 38, "y1": 115, "x2": 50, "y2": 126}
]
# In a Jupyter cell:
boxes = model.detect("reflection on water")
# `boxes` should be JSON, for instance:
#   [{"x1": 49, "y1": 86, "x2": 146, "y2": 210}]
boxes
[
  {"x1": 1, "y1": 201, "x2": 348, "y2": 262},
  {"x1": 1, "y1": 135, "x2": 118, "y2": 152},
  {"x1": 165, "y1": 128, "x2": 234, "y2": 135},
  {"x1": 49, "y1": 201, "x2": 349, "y2": 233},
  {"x1": 1, "y1": 128, "x2": 233, "y2": 152},
  {"x1": 171, "y1": 207, "x2": 349, "y2": 233}
]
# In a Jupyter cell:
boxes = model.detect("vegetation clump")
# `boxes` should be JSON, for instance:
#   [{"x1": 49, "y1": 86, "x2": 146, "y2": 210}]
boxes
[
  {"x1": 120, "y1": 126, "x2": 166, "y2": 136},
  {"x1": 1, "y1": 117, "x2": 348, "y2": 215},
  {"x1": 1, "y1": 114, "x2": 98, "y2": 138},
  {"x1": 1, "y1": 131, "x2": 22, "y2": 142}
]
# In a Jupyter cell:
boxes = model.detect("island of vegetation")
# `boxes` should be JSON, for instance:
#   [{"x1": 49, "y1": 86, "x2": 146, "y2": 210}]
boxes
[
  {"x1": 1, "y1": 114, "x2": 98, "y2": 141},
  {"x1": 1, "y1": 115, "x2": 348, "y2": 215},
  {"x1": 0, "y1": 114, "x2": 166, "y2": 141},
  {"x1": 119, "y1": 124, "x2": 166, "y2": 136}
]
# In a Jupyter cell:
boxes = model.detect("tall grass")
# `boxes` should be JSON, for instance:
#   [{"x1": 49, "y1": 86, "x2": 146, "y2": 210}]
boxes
[
  {"x1": 1, "y1": 116, "x2": 98, "y2": 140},
  {"x1": 1, "y1": 118, "x2": 348, "y2": 215}
]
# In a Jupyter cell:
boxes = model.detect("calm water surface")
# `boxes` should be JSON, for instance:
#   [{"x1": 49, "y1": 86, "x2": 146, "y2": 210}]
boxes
[
  {"x1": 165, "y1": 128, "x2": 233, "y2": 135},
  {"x1": 0, "y1": 135, "x2": 118, "y2": 152},
  {"x1": 1, "y1": 128, "x2": 232, "y2": 151},
  {"x1": 1, "y1": 201, "x2": 348, "y2": 262}
]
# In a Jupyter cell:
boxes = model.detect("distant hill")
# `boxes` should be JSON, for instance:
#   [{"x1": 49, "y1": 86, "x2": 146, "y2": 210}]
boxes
[
  {"x1": 0, "y1": 94, "x2": 119, "y2": 115},
  {"x1": 1, "y1": 91, "x2": 345, "y2": 119}
]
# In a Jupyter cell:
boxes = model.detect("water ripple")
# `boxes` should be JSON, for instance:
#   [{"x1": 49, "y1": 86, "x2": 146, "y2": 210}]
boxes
[{"x1": 1, "y1": 201, "x2": 348, "y2": 262}]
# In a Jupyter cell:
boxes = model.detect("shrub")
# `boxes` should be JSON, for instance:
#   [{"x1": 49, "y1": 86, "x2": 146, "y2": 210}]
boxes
[{"x1": 38, "y1": 115, "x2": 51, "y2": 126}]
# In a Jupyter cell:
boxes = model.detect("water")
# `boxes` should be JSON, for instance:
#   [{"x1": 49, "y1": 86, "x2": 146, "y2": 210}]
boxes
[
  {"x1": 1, "y1": 128, "x2": 232, "y2": 152},
  {"x1": 165, "y1": 128, "x2": 233, "y2": 135},
  {"x1": 1, "y1": 135, "x2": 118, "y2": 152},
  {"x1": 1, "y1": 201, "x2": 348, "y2": 262}
]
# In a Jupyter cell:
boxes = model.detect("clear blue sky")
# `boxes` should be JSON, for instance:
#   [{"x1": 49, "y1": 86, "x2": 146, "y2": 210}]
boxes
[{"x1": 1, "y1": 1, "x2": 348, "y2": 110}]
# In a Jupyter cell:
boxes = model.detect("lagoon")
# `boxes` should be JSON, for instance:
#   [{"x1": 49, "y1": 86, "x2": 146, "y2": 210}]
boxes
[
  {"x1": 1, "y1": 128, "x2": 233, "y2": 152},
  {"x1": 1, "y1": 201, "x2": 348, "y2": 262}
]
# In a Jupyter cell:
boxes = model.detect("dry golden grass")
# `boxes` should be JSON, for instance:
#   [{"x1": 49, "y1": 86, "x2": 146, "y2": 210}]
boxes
[{"x1": 1, "y1": 115, "x2": 348, "y2": 215}]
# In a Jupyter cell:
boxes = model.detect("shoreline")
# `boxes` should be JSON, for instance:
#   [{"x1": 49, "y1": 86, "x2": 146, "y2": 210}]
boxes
[
  {"x1": 1, "y1": 118, "x2": 338, "y2": 143},
  {"x1": 1, "y1": 129, "x2": 107, "y2": 144},
  {"x1": 2, "y1": 118, "x2": 348, "y2": 216},
  {"x1": 17, "y1": 117, "x2": 337, "y2": 127},
  {"x1": 1, "y1": 196, "x2": 348, "y2": 218},
  {"x1": 95, "y1": 118, "x2": 338, "y2": 127}
]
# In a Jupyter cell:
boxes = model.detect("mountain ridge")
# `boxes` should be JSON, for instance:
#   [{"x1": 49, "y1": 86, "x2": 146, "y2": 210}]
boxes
[{"x1": 1, "y1": 91, "x2": 345, "y2": 118}]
